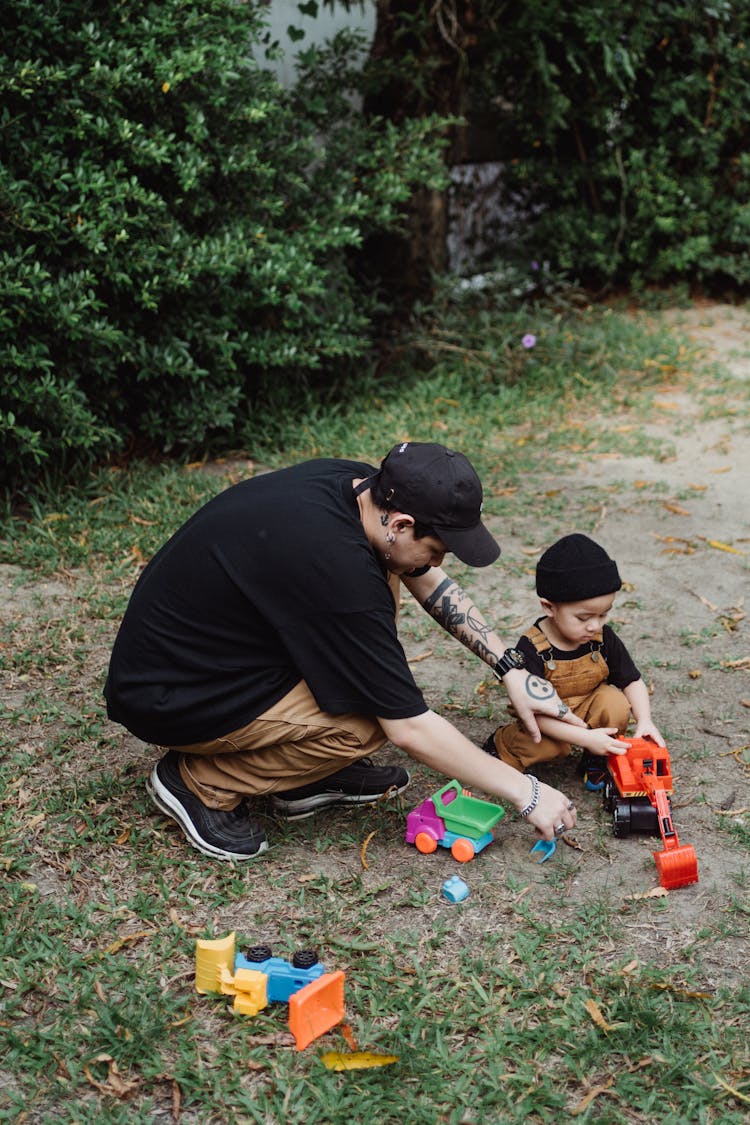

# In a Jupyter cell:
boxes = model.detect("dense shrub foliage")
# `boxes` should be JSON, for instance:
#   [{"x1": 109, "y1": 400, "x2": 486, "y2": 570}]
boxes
[
  {"x1": 0, "y1": 0, "x2": 448, "y2": 488},
  {"x1": 463, "y1": 0, "x2": 750, "y2": 290}
]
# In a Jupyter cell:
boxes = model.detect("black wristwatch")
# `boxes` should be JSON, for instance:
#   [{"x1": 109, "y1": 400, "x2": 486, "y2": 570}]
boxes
[{"x1": 494, "y1": 647, "x2": 526, "y2": 679}]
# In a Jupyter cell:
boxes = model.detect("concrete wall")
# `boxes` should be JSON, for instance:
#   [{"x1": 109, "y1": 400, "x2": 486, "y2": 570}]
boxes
[{"x1": 263, "y1": 0, "x2": 376, "y2": 86}]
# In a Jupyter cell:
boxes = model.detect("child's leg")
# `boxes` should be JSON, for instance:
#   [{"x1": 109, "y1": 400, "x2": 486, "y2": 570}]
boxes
[
  {"x1": 485, "y1": 720, "x2": 572, "y2": 773},
  {"x1": 577, "y1": 683, "x2": 632, "y2": 789},
  {"x1": 579, "y1": 683, "x2": 631, "y2": 732}
]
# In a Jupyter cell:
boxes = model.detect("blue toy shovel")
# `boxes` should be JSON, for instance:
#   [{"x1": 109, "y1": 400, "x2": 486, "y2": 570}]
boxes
[{"x1": 530, "y1": 838, "x2": 557, "y2": 863}]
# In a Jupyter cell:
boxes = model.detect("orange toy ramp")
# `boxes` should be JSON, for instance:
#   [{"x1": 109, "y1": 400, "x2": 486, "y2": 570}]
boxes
[{"x1": 288, "y1": 971, "x2": 345, "y2": 1051}]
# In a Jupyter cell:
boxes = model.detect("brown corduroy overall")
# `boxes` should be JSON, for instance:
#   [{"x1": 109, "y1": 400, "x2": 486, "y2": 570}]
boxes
[{"x1": 489, "y1": 624, "x2": 632, "y2": 773}]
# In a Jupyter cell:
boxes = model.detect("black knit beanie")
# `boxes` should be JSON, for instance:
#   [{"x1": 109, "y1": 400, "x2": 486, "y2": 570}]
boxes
[{"x1": 536, "y1": 534, "x2": 622, "y2": 602}]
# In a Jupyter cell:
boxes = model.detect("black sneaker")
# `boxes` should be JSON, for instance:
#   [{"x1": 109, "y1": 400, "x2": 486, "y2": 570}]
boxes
[
  {"x1": 146, "y1": 751, "x2": 268, "y2": 861},
  {"x1": 270, "y1": 758, "x2": 410, "y2": 820},
  {"x1": 579, "y1": 751, "x2": 608, "y2": 792}
]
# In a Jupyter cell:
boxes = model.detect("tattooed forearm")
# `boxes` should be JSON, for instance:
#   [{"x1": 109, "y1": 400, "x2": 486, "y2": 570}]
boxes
[
  {"x1": 467, "y1": 608, "x2": 492, "y2": 643},
  {"x1": 423, "y1": 579, "x2": 501, "y2": 665},
  {"x1": 422, "y1": 577, "x2": 458, "y2": 613},
  {"x1": 423, "y1": 578, "x2": 467, "y2": 633}
]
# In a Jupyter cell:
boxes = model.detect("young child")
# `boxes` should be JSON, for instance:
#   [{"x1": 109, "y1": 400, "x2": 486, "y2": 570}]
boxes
[{"x1": 484, "y1": 533, "x2": 664, "y2": 787}]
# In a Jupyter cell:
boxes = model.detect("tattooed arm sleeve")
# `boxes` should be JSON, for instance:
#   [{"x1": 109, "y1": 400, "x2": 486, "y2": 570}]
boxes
[{"x1": 402, "y1": 568, "x2": 507, "y2": 673}]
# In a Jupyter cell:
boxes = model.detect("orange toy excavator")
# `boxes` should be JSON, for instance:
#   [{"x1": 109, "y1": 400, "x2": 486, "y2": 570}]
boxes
[{"x1": 603, "y1": 736, "x2": 699, "y2": 890}]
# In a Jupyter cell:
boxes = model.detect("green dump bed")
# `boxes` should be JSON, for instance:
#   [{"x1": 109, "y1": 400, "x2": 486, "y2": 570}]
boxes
[{"x1": 432, "y1": 780, "x2": 505, "y2": 836}]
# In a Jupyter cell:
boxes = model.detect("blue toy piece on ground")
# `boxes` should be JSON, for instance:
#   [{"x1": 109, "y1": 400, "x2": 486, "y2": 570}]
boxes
[{"x1": 442, "y1": 875, "x2": 470, "y2": 902}]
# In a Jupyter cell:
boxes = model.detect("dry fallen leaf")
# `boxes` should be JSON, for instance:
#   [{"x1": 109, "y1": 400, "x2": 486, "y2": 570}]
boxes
[
  {"x1": 320, "y1": 1051, "x2": 399, "y2": 1071},
  {"x1": 84, "y1": 1054, "x2": 139, "y2": 1099},
  {"x1": 584, "y1": 997, "x2": 613, "y2": 1032},
  {"x1": 624, "y1": 886, "x2": 668, "y2": 902},
  {"x1": 101, "y1": 931, "x2": 156, "y2": 955},
  {"x1": 571, "y1": 1080, "x2": 615, "y2": 1115},
  {"x1": 360, "y1": 830, "x2": 376, "y2": 870},
  {"x1": 708, "y1": 539, "x2": 744, "y2": 554},
  {"x1": 663, "y1": 501, "x2": 691, "y2": 516}
]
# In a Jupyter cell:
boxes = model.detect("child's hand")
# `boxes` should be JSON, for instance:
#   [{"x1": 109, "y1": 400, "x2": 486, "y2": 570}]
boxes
[
  {"x1": 584, "y1": 728, "x2": 629, "y2": 755},
  {"x1": 633, "y1": 720, "x2": 666, "y2": 747}
]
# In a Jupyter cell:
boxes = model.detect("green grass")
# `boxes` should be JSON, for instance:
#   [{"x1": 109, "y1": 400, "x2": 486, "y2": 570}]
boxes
[{"x1": 2, "y1": 291, "x2": 749, "y2": 1122}]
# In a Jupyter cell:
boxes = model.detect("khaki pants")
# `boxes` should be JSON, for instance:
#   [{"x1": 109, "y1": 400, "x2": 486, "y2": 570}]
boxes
[
  {"x1": 173, "y1": 679, "x2": 387, "y2": 810},
  {"x1": 172, "y1": 571, "x2": 401, "y2": 810}
]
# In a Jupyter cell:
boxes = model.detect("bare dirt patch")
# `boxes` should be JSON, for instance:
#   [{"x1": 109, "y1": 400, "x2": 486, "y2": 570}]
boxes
[{"x1": 391, "y1": 301, "x2": 750, "y2": 986}]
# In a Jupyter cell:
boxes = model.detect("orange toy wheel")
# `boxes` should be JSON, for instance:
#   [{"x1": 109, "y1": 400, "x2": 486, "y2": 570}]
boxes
[
  {"x1": 451, "y1": 838, "x2": 475, "y2": 863},
  {"x1": 415, "y1": 831, "x2": 438, "y2": 854}
]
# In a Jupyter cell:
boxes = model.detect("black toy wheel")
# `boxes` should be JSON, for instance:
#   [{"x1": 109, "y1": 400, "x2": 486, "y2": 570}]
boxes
[
  {"x1": 243, "y1": 943, "x2": 273, "y2": 962},
  {"x1": 612, "y1": 801, "x2": 631, "y2": 838},
  {"x1": 292, "y1": 949, "x2": 319, "y2": 970}
]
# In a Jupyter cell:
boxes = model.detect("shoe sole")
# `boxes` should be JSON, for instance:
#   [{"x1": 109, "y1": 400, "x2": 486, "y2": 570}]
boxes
[
  {"x1": 272, "y1": 779, "x2": 410, "y2": 821},
  {"x1": 146, "y1": 769, "x2": 268, "y2": 861}
]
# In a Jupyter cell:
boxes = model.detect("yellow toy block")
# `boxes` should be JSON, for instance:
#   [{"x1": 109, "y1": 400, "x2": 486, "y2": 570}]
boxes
[
  {"x1": 232, "y1": 970, "x2": 268, "y2": 1017},
  {"x1": 195, "y1": 932, "x2": 236, "y2": 994}
]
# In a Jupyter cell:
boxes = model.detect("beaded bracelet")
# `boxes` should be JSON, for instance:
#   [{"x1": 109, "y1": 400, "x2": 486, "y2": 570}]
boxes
[{"x1": 519, "y1": 774, "x2": 540, "y2": 818}]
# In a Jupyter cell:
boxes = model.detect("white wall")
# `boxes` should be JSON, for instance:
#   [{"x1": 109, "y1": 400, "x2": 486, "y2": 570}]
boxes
[{"x1": 263, "y1": 0, "x2": 376, "y2": 86}]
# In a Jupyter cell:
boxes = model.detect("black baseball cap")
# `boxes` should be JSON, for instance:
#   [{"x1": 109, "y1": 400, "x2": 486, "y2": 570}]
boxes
[{"x1": 378, "y1": 442, "x2": 501, "y2": 567}]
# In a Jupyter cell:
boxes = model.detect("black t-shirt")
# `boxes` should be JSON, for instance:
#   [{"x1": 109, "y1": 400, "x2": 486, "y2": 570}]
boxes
[
  {"x1": 104, "y1": 459, "x2": 428, "y2": 745},
  {"x1": 518, "y1": 619, "x2": 640, "y2": 689}
]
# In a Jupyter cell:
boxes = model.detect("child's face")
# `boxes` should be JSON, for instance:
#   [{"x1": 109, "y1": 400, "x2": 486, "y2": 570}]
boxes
[{"x1": 540, "y1": 593, "x2": 616, "y2": 648}]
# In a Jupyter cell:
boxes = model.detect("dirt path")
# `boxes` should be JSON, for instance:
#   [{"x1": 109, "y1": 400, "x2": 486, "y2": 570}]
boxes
[{"x1": 399, "y1": 301, "x2": 750, "y2": 986}]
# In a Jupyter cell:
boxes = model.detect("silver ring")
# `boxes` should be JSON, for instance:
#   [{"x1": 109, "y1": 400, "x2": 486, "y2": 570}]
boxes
[
  {"x1": 557, "y1": 702, "x2": 569, "y2": 718},
  {"x1": 554, "y1": 823, "x2": 566, "y2": 836}
]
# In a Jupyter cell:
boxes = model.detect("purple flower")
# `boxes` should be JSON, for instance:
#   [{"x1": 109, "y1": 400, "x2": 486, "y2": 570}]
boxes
[
  {"x1": 531, "y1": 260, "x2": 540, "y2": 271},
  {"x1": 522, "y1": 334, "x2": 537, "y2": 349}
]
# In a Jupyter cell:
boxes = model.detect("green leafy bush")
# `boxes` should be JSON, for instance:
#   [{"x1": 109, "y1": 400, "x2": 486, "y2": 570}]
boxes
[
  {"x1": 0, "y1": 0, "x2": 449, "y2": 490},
  {"x1": 463, "y1": 0, "x2": 750, "y2": 291}
]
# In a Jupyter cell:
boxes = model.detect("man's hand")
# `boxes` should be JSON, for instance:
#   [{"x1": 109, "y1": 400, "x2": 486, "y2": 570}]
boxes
[
  {"x1": 500, "y1": 667, "x2": 587, "y2": 744},
  {"x1": 523, "y1": 778, "x2": 578, "y2": 841}
]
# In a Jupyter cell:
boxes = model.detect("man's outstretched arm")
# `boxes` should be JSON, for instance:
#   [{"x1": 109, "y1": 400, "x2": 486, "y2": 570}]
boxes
[{"x1": 402, "y1": 567, "x2": 586, "y2": 743}]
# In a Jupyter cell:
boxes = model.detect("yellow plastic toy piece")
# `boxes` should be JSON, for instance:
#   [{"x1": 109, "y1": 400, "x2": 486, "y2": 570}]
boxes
[
  {"x1": 195, "y1": 932, "x2": 236, "y2": 994},
  {"x1": 219, "y1": 964, "x2": 239, "y2": 996},
  {"x1": 232, "y1": 969, "x2": 269, "y2": 1017}
]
